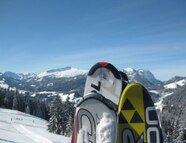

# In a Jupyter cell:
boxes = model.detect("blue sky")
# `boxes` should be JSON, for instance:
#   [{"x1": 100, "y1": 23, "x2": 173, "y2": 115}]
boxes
[{"x1": 0, "y1": 0, "x2": 186, "y2": 80}]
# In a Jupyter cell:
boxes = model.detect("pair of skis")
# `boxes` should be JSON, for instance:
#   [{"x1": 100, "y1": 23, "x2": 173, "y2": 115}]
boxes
[{"x1": 71, "y1": 62, "x2": 163, "y2": 143}]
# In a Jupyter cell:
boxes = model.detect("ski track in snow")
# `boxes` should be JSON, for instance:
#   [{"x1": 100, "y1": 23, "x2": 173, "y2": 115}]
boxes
[
  {"x1": 13, "y1": 124, "x2": 53, "y2": 143},
  {"x1": 0, "y1": 108, "x2": 71, "y2": 143}
]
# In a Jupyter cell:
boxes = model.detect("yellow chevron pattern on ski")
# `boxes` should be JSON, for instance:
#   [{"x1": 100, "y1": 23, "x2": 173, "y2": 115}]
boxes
[{"x1": 117, "y1": 83, "x2": 147, "y2": 143}]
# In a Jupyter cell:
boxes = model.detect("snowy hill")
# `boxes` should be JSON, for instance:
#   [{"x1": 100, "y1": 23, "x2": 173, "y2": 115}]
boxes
[{"x1": 0, "y1": 108, "x2": 70, "y2": 143}]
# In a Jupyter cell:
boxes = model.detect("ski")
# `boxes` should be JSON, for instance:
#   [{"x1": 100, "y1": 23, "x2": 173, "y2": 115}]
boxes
[
  {"x1": 84, "y1": 62, "x2": 123, "y2": 105},
  {"x1": 71, "y1": 93, "x2": 118, "y2": 143},
  {"x1": 117, "y1": 83, "x2": 163, "y2": 143}
]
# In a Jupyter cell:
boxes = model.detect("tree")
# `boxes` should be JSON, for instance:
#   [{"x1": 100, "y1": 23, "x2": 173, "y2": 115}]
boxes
[
  {"x1": 25, "y1": 105, "x2": 30, "y2": 114},
  {"x1": 66, "y1": 113, "x2": 74, "y2": 137},
  {"x1": 63, "y1": 96, "x2": 75, "y2": 136},
  {"x1": 12, "y1": 94, "x2": 18, "y2": 110},
  {"x1": 181, "y1": 128, "x2": 186, "y2": 143},
  {"x1": 48, "y1": 95, "x2": 64, "y2": 135},
  {"x1": 4, "y1": 88, "x2": 13, "y2": 109},
  {"x1": 164, "y1": 133, "x2": 173, "y2": 143}
]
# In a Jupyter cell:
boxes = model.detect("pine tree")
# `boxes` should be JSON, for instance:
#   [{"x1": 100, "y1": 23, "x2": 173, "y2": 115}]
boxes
[
  {"x1": 66, "y1": 113, "x2": 73, "y2": 137},
  {"x1": 173, "y1": 120, "x2": 180, "y2": 140},
  {"x1": 32, "y1": 100, "x2": 42, "y2": 117},
  {"x1": 48, "y1": 95, "x2": 64, "y2": 135},
  {"x1": 64, "y1": 96, "x2": 75, "y2": 136},
  {"x1": 4, "y1": 88, "x2": 13, "y2": 109},
  {"x1": 12, "y1": 94, "x2": 18, "y2": 110},
  {"x1": 182, "y1": 128, "x2": 186, "y2": 143},
  {"x1": 25, "y1": 105, "x2": 30, "y2": 114},
  {"x1": 164, "y1": 133, "x2": 173, "y2": 143}
]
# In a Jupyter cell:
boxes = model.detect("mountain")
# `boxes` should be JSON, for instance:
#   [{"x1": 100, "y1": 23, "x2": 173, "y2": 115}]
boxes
[
  {"x1": 0, "y1": 67, "x2": 184, "y2": 104},
  {"x1": 0, "y1": 67, "x2": 88, "y2": 103},
  {"x1": 0, "y1": 67, "x2": 161, "y2": 94},
  {"x1": 2, "y1": 71, "x2": 22, "y2": 80},
  {"x1": 37, "y1": 67, "x2": 87, "y2": 79},
  {"x1": 123, "y1": 68, "x2": 162, "y2": 87}
]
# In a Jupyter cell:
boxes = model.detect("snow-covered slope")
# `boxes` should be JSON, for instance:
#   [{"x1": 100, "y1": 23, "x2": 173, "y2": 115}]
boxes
[
  {"x1": 0, "y1": 80, "x2": 9, "y2": 89},
  {"x1": 164, "y1": 79, "x2": 186, "y2": 89},
  {"x1": 37, "y1": 67, "x2": 87, "y2": 79},
  {"x1": 0, "y1": 108, "x2": 70, "y2": 143},
  {"x1": 154, "y1": 77, "x2": 186, "y2": 112}
]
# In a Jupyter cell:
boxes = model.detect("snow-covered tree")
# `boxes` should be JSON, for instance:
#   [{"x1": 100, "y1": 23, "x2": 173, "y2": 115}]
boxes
[
  {"x1": 66, "y1": 113, "x2": 73, "y2": 137},
  {"x1": 64, "y1": 96, "x2": 75, "y2": 136},
  {"x1": 164, "y1": 132, "x2": 173, "y2": 143},
  {"x1": 48, "y1": 94, "x2": 64, "y2": 135}
]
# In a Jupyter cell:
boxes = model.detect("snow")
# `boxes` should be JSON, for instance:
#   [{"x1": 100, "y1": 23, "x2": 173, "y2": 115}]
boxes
[
  {"x1": 155, "y1": 92, "x2": 174, "y2": 111},
  {"x1": 0, "y1": 84, "x2": 9, "y2": 89},
  {"x1": 31, "y1": 84, "x2": 36, "y2": 87},
  {"x1": 30, "y1": 93, "x2": 36, "y2": 97},
  {"x1": 0, "y1": 108, "x2": 70, "y2": 143},
  {"x1": 164, "y1": 79, "x2": 186, "y2": 89},
  {"x1": 38, "y1": 91, "x2": 57, "y2": 95},
  {"x1": 0, "y1": 81, "x2": 9, "y2": 89},
  {"x1": 124, "y1": 68, "x2": 135, "y2": 74},
  {"x1": 30, "y1": 91, "x2": 80, "y2": 102},
  {"x1": 149, "y1": 90, "x2": 159, "y2": 94},
  {"x1": 59, "y1": 93, "x2": 75, "y2": 102},
  {"x1": 96, "y1": 113, "x2": 116, "y2": 143},
  {"x1": 37, "y1": 68, "x2": 87, "y2": 79},
  {"x1": 47, "y1": 83, "x2": 54, "y2": 86}
]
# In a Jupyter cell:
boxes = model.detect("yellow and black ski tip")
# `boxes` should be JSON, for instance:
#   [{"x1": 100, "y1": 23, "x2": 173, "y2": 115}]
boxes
[{"x1": 117, "y1": 83, "x2": 163, "y2": 143}]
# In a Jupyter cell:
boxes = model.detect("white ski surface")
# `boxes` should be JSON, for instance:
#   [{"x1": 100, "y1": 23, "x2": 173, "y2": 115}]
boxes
[
  {"x1": 77, "y1": 127, "x2": 89, "y2": 143},
  {"x1": 77, "y1": 112, "x2": 116, "y2": 143}
]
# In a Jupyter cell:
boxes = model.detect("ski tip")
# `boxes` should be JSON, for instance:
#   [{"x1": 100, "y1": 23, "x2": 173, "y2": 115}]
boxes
[
  {"x1": 98, "y1": 61, "x2": 109, "y2": 67},
  {"x1": 88, "y1": 62, "x2": 121, "y2": 79}
]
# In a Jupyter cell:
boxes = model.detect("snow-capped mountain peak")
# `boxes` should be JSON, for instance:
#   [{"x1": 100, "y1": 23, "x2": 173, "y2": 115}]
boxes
[
  {"x1": 37, "y1": 67, "x2": 88, "y2": 79},
  {"x1": 46, "y1": 67, "x2": 72, "y2": 73},
  {"x1": 123, "y1": 67, "x2": 162, "y2": 87},
  {"x1": 19, "y1": 73, "x2": 37, "y2": 80},
  {"x1": 124, "y1": 67, "x2": 135, "y2": 74}
]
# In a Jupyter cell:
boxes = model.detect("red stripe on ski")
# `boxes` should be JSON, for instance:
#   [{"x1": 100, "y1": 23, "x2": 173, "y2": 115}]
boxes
[
  {"x1": 99, "y1": 62, "x2": 108, "y2": 67},
  {"x1": 71, "y1": 111, "x2": 78, "y2": 143}
]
